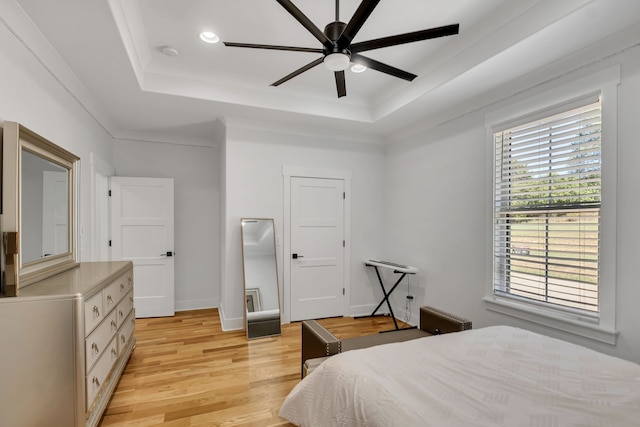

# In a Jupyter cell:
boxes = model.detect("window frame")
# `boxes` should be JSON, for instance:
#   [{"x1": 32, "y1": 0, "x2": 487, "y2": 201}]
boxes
[
  {"x1": 493, "y1": 99, "x2": 602, "y2": 315},
  {"x1": 484, "y1": 67, "x2": 620, "y2": 345}
]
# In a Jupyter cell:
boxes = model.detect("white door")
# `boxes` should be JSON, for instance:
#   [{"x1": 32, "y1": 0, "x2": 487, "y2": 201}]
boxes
[
  {"x1": 290, "y1": 177, "x2": 344, "y2": 321},
  {"x1": 110, "y1": 177, "x2": 175, "y2": 318}
]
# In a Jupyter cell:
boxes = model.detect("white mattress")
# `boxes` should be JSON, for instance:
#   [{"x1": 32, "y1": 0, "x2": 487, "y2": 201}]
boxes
[{"x1": 279, "y1": 325, "x2": 640, "y2": 426}]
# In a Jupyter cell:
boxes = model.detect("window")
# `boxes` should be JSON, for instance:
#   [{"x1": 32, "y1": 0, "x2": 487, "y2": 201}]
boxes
[{"x1": 493, "y1": 99, "x2": 601, "y2": 317}]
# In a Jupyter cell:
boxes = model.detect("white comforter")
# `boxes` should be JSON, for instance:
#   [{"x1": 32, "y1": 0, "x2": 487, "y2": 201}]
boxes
[{"x1": 279, "y1": 326, "x2": 640, "y2": 426}]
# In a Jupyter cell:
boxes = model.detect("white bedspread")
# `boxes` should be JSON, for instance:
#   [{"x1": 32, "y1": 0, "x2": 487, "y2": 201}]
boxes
[{"x1": 279, "y1": 326, "x2": 640, "y2": 426}]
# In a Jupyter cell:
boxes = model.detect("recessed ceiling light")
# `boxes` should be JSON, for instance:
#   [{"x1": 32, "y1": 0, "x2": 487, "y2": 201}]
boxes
[
  {"x1": 200, "y1": 31, "x2": 219, "y2": 44},
  {"x1": 351, "y1": 64, "x2": 367, "y2": 73}
]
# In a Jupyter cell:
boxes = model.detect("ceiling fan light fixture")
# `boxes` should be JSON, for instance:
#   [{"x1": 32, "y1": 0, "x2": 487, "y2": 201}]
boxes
[
  {"x1": 351, "y1": 63, "x2": 367, "y2": 73},
  {"x1": 324, "y1": 53, "x2": 350, "y2": 71},
  {"x1": 199, "y1": 31, "x2": 219, "y2": 44}
]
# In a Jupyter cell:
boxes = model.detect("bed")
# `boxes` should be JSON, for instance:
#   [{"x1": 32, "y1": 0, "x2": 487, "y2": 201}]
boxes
[{"x1": 279, "y1": 325, "x2": 640, "y2": 426}]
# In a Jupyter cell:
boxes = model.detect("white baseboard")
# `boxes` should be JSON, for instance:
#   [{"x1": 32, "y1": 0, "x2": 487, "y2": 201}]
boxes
[
  {"x1": 394, "y1": 305, "x2": 419, "y2": 326},
  {"x1": 218, "y1": 304, "x2": 244, "y2": 331},
  {"x1": 175, "y1": 297, "x2": 219, "y2": 312},
  {"x1": 213, "y1": 303, "x2": 415, "y2": 329}
]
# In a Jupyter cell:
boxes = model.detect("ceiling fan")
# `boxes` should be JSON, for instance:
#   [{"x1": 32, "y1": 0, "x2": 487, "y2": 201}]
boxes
[{"x1": 223, "y1": 0, "x2": 460, "y2": 98}]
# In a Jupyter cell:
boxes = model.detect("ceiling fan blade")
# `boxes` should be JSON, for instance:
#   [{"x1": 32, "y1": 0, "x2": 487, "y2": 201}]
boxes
[
  {"x1": 351, "y1": 53, "x2": 417, "y2": 81},
  {"x1": 335, "y1": 70, "x2": 346, "y2": 98},
  {"x1": 224, "y1": 42, "x2": 323, "y2": 53},
  {"x1": 337, "y1": 0, "x2": 380, "y2": 49},
  {"x1": 276, "y1": 0, "x2": 334, "y2": 50},
  {"x1": 351, "y1": 24, "x2": 459, "y2": 53},
  {"x1": 271, "y1": 57, "x2": 324, "y2": 86}
]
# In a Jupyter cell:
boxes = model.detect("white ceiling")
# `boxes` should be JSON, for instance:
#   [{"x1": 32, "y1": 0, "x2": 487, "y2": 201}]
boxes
[{"x1": 13, "y1": 0, "x2": 640, "y2": 145}]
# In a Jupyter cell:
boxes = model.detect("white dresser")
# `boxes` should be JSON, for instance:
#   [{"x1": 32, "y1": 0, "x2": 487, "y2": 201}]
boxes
[{"x1": 0, "y1": 261, "x2": 135, "y2": 427}]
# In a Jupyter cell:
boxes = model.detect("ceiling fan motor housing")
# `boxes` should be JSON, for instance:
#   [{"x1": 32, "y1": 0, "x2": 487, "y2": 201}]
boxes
[{"x1": 324, "y1": 21, "x2": 350, "y2": 57}]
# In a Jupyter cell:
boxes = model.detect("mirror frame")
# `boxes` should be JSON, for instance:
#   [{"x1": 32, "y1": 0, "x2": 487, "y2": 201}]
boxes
[
  {"x1": 240, "y1": 218, "x2": 282, "y2": 339},
  {"x1": 2, "y1": 121, "x2": 79, "y2": 291}
]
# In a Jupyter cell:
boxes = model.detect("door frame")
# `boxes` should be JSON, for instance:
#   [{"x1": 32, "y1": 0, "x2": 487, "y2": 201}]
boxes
[
  {"x1": 90, "y1": 153, "x2": 114, "y2": 262},
  {"x1": 282, "y1": 166, "x2": 351, "y2": 324}
]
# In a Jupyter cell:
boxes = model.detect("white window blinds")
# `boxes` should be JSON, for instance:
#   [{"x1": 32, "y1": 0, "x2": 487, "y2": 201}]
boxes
[{"x1": 493, "y1": 99, "x2": 601, "y2": 314}]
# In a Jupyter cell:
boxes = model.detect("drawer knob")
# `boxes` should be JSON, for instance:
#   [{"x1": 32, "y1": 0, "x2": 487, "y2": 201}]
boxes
[
  {"x1": 107, "y1": 295, "x2": 113, "y2": 304},
  {"x1": 120, "y1": 283, "x2": 125, "y2": 292},
  {"x1": 128, "y1": 276, "x2": 132, "y2": 284},
  {"x1": 119, "y1": 310, "x2": 124, "y2": 318},
  {"x1": 91, "y1": 342, "x2": 99, "y2": 354},
  {"x1": 111, "y1": 320, "x2": 117, "y2": 330},
  {"x1": 121, "y1": 335, "x2": 125, "y2": 344},
  {"x1": 92, "y1": 377, "x2": 100, "y2": 388},
  {"x1": 93, "y1": 305, "x2": 100, "y2": 318},
  {"x1": 111, "y1": 348, "x2": 118, "y2": 358}
]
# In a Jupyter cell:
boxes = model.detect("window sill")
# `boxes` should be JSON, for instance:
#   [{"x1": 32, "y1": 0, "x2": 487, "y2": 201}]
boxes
[{"x1": 483, "y1": 296, "x2": 619, "y2": 345}]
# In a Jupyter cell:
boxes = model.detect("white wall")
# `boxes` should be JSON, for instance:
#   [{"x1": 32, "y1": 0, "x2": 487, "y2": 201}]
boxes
[
  {"x1": 219, "y1": 125, "x2": 387, "y2": 330},
  {"x1": 0, "y1": 3, "x2": 114, "y2": 264},
  {"x1": 384, "y1": 42, "x2": 640, "y2": 363},
  {"x1": 113, "y1": 138, "x2": 221, "y2": 311}
]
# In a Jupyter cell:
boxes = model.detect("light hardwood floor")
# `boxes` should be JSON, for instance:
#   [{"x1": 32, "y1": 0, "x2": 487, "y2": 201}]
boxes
[{"x1": 99, "y1": 308, "x2": 405, "y2": 427}]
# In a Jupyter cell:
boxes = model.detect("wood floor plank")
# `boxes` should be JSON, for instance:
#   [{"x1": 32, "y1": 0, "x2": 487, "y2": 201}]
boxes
[{"x1": 99, "y1": 309, "x2": 404, "y2": 426}]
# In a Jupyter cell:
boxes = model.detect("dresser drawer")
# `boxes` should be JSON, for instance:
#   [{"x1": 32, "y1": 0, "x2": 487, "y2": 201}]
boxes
[
  {"x1": 116, "y1": 290, "x2": 134, "y2": 328},
  {"x1": 123, "y1": 269, "x2": 133, "y2": 294},
  {"x1": 84, "y1": 291, "x2": 104, "y2": 335},
  {"x1": 85, "y1": 310, "x2": 118, "y2": 371},
  {"x1": 118, "y1": 311, "x2": 136, "y2": 356},
  {"x1": 103, "y1": 274, "x2": 125, "y2": 315},
  {"x1": 86, "y1": 335, "x2": 118, "y2": 411}
]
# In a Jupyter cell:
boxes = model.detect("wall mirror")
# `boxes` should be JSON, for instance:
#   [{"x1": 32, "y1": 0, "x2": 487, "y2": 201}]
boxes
[
  {"x1": 240, "y1": 218, "x2": 281, "y2": 339},
  {"x1": 2, "y1": 122, "x2": 79, "y2": 294}
]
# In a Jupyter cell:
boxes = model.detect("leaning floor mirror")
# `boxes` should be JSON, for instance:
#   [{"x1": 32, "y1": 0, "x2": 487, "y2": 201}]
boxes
[{"x1": 240, "y1": 218, "x2": 281, "y2": 339}]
